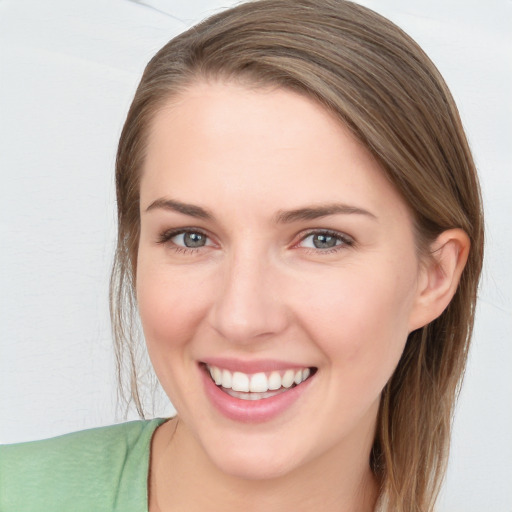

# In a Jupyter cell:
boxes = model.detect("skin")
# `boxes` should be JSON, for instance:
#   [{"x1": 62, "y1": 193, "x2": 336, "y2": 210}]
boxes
[{"x1": 136, "y1": 81, "x2": 469, "y2": 511}]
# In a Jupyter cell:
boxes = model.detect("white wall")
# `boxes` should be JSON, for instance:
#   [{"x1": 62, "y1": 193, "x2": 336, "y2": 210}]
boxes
[{"x1": 1, "y1": 1, "x2": 510, "y2": 510}]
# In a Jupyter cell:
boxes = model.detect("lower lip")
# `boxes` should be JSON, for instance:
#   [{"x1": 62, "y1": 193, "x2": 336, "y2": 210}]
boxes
[{"x1": 201, "y1": 366, "x2": 314, "y2": 423}]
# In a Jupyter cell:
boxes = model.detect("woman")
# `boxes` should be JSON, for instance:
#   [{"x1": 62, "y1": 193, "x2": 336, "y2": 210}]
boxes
[{"x1": 0, "y1": 1, "x2": 484, "y2": 511}]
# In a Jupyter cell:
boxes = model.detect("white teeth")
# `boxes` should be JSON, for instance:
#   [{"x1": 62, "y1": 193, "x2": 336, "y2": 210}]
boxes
[
  {"x1": 227, "y1": 388, "x2": 288, "y2": 400},
  {"x1": 232, "y1": 371, "x2": 250, "y2": 392},
  {"x1": 206, "y1": 364, "x2": 313, "y2": 395},
  {"x1": 221, "y1": 369, "x2": 232, "y2": 389},
  {"x1": 249, "y1": 372, "x2": 268, "y2": 393},
  {"x1": 281, "y1": 369, "x2": 295, "y2": 388},
  {"x1": 210, "y1": 366, "x2": 222, "y2": 385},
  {"x1": 268, "y1": 371, "x2": 281, "y2": 391}
]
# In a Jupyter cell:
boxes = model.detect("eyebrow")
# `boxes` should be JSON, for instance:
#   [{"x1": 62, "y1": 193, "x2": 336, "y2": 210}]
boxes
[
  {"x1": 145, "y1": 198, "x2": 376, "y2": 223},
  {"x1": 145, "y1": 198, "x2": 213, "y2": 219},
  {"x1": 274, "y1": 203, "x2": 377, "y2": 223}
]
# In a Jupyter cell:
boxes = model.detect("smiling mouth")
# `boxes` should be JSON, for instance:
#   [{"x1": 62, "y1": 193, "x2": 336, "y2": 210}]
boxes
[{"x1": 202, "y1": 363, "x2": 317, "y2": 401}]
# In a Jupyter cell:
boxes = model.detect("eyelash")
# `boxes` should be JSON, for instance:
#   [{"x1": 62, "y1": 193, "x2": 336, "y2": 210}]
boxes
[
  {"x1": 157, "y1": 228, "x2": 212, "y2": 255},
  {"x1": 156, "y1": 228, "x2": 355, "y2": 255},
  {"x1": 297, "y1": 230, "x2": 355, "y2": 254}
]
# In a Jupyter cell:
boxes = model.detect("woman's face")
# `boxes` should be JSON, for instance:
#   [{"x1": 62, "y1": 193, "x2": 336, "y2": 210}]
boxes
[{"x1": 137, "y1": 81, "x2": 428, "y2": 479}]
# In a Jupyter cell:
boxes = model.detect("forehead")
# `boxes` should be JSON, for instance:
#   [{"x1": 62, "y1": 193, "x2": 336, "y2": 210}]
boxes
[{"x1": 140, "y1": 81, "x2": 408, "y2": 223}]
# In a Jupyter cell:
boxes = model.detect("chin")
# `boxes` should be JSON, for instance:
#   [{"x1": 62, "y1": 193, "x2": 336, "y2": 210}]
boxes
[
  {"x1": 210, "y1": 448, "x2": 300, "y2": 481},
  {"x1": 198, "y1": 429, "x2": 304, "y2": 481}
]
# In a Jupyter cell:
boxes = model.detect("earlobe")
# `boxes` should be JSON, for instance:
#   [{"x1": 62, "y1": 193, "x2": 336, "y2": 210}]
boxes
[{"x1": 409, "y1": 229, "x2": 470, "y2": 331}]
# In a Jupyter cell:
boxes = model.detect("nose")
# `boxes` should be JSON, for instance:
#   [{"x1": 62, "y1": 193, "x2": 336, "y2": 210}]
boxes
[{"x1": 208, "y1": 249, "x2": 289, "y2": 344}]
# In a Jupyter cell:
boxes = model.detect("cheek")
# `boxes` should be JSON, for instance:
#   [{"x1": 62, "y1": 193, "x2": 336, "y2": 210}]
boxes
[
  {"x1": 136, "y1": 265, "x2": 214, "y2": 410},
  {"x1": 136, "y1": 264, "x2": 210, "y2": 353},
  {"x1": 297, "y1": 262, "x2": 417, "y2": 379}
]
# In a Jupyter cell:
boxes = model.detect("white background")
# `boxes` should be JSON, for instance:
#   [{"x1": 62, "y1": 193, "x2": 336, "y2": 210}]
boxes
[{"x1": 0, "y1": 1, "x2": 511, "y2": 510}]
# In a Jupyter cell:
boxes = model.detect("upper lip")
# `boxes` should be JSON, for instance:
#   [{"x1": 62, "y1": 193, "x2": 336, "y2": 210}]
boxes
[{"x1": 201, "y1": 357, "x2": 314, "y2": 374}]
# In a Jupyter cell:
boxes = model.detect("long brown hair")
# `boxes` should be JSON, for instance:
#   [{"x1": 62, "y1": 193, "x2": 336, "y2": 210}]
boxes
[{"x1": 110, "y1": 1, "x2": 484, "y2": 510}]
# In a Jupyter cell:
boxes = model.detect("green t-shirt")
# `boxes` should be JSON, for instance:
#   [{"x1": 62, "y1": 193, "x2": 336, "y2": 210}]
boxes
[{"x1": 0, "y1": 418, "x2": 166, "y2": 512}]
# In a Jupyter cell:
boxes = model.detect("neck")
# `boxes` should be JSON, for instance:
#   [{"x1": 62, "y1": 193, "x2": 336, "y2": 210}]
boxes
[{"x1": 149, "y1": 417, "x2": 379, "y2": 512}]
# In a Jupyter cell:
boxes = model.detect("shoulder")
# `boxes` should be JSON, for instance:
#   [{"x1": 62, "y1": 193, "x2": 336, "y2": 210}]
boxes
[{"x1": 0, "y1": 418, "x2": 166, "y2": 512}]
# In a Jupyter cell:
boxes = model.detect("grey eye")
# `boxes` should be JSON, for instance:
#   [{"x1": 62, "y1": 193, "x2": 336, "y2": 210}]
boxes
[
  {"x1": 307, "y1": 233, "x2": 341, "y2": 249},
  {"x1": 313, "y1": 234, "x2": 339, "y2": 248},
  {"x1": 173, "y1": 231, "x2": 208, "y2": 248},
  {"x1": 184, "y1": 232, "x2": 207, "y2": 247}
]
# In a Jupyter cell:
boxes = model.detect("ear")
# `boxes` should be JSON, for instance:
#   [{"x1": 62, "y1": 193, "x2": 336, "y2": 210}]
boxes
[{"x1": 408, "y1": 229, "x2": 470, "y2": 332}]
